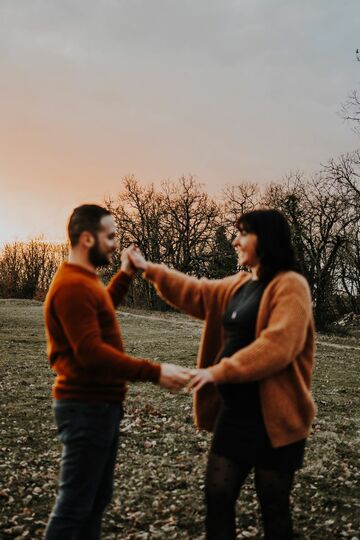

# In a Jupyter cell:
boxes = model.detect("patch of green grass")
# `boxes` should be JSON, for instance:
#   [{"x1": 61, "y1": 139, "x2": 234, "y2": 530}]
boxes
[{"x1": 0, "y1": 300, "x2": 359, "y2": 539}]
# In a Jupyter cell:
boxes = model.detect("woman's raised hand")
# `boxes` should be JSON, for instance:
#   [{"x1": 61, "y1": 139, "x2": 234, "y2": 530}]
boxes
[{"x1": 124, "y1": 244, "x2": 149, "y2": 272}]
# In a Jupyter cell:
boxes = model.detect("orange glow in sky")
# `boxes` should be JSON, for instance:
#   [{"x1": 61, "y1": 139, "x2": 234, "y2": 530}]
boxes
[{"x1": 1, "y1": 1, "x2": 359, "y2": 245}]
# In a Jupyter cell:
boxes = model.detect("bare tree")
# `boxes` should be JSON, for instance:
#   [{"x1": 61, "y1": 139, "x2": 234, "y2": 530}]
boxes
[
  {"x1": 105, "y1": 176, "x2": 166, "y2": 308},
  {"x1": 262, "y1": 170, "x2": 356, "y2": 328},
  {"x1": 324, "y1": 150, "x2": 360, "y2": 211},
  {"x1": 105, "y1": 175, "x2": 223, "y2": 307},
  {"x1": 106, "y1": 175, "x2": 165, "y2": 259},
  {"x1": 222, "y1": 181, "x2": 261, "y2": 233},
  {"x1": 0, "y1": 242, "x2": 23, "y2": 297},
  {"x1": 161, "y1": 176, "x2": 221, "y2": 276},
  {"x1": 2, "y1": 166, "x2": 358, "y2": 323},
  {"x1": 0, "y1": 239, "x2": 67, "y2": 299},
  {"x1": 336, "y1": 223, "x2": 360, "y2": 314},
  {"x1": 341, "y1": 89, "x2": 360, "y2": 135},
  {"x1": 323, "y1": 151, "x2": 360, "y2": 313}
]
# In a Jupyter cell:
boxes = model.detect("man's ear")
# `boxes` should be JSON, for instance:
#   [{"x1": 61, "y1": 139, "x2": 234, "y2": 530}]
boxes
[{"x1": 79, "y1": 231, "x2": 95, "y2": 248}]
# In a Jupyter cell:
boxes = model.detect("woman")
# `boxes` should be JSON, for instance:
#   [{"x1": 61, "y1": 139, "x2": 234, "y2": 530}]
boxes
[{"x1": 126, "y1": 209, "x2": 316, "y2": 540}]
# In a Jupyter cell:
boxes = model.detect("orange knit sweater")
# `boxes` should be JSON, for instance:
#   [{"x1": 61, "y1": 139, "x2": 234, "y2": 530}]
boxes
[
  {"x1": 144, "y1": 264, "x2": 316, "y2": 448},
  {"x1": 44, "y1": 263, "x2": 161, "y2": 402}
]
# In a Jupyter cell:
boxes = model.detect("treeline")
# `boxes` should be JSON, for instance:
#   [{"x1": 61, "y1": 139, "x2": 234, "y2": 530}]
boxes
[
  {"x1": 0, "y1": 239, "x2": 68, "y2": 300},
  {"x1": 1, "y1": 150, "x2": 359, "y2": 329}
]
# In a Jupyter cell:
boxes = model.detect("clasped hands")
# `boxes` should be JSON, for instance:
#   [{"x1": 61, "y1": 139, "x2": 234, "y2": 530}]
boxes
[{"x1": 121, "y1": 244, "x2": 215, "y2": 393}]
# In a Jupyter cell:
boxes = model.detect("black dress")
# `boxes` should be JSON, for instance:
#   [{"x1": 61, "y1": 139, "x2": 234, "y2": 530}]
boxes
[{"x1": 211, "y1": 279, "x2": 305, "y2": 472}]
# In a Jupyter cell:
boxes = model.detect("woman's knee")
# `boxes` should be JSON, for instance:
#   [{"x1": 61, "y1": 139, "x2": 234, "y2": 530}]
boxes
[
  {"x1": 205, "y1": 471, "x2": 242, "y2": 510},
  {"x1": 205, "y1": 453, "x2": 250, "y2": 507},
  {"x1": 254, "y1": 468, "x2": 293, "y2": 509}
]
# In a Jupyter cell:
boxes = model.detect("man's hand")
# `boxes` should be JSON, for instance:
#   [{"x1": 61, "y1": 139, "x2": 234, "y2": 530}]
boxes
[
  {"x1": 120, "y1": 248, "x2": 136, "y2": 277},
  {"x1": 187, "y1": 368, "x2": 215, "y2": 392},
  {"x1": 126, "y1": 245, "x2": 149, "y2": 272},
  {"x1": 159, "y1": 363, "x2": 192, "y2": 391}
]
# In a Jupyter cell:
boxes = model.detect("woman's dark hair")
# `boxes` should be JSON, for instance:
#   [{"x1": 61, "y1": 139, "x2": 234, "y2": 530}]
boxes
[
  {"x1": 236, "y1": 208, "x2": 298, "y2": 283},
  {"x1": 67, "y1": 204, "x2": 111, "y2": 247}
]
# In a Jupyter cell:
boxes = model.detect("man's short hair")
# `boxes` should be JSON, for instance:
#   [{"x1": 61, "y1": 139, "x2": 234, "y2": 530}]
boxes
[{"x1": 67, "y1": 204, "x2": 112, "y2": 247}]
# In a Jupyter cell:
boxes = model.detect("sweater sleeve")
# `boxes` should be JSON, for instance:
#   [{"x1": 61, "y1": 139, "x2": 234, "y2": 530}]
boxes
[
  {"x1": 107, "y1": 269, "x2": 132, "y2": 308},
  {"x1": 209, "y1": 276, "x2": 313, "y2": 383},
  {"x1": 143, "y1": 263, "x2": 222, "y2": 320},
  {"x1": 53, "y1": 283, "x2": 161, "y2": 383}
]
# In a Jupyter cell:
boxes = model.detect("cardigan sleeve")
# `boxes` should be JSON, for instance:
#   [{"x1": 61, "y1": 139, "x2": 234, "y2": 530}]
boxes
[
  {"x1": 209, "y1": 275, "x2": 313, "y2": 383},
  {"x1": 143, "y1": 263, "x2": 227, "y2": 320}
]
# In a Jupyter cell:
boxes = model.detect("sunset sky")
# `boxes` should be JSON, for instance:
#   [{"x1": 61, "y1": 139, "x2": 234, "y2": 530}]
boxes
[{"x1": 1, "y1": 0, "x2": 359, "y2": 245}]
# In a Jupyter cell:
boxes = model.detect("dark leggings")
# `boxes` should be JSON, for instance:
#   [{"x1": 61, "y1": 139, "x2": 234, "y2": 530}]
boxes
[{"x1": 205, "y1": 452, "x2": 295, "y2": 540}]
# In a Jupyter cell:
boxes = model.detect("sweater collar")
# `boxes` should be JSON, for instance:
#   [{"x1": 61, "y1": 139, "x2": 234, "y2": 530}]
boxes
[{"x1": 61, "y1": 262, "x2": 99, "y2": 279}]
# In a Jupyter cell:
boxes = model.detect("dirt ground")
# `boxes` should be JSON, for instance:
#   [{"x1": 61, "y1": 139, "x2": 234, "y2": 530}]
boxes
[{"x1": 0, "y1": 299, "x2": 359, "y2": 539}]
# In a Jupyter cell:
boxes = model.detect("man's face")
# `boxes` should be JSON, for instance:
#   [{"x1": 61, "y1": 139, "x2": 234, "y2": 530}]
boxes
[{"x1": 88, "y1": 215, "x2": 118, "y2": 267}]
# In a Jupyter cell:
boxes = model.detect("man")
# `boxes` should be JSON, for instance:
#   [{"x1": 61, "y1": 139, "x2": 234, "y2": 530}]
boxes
[{"x1": 44, "y1": 204, "x2": 190, "y2": 539}]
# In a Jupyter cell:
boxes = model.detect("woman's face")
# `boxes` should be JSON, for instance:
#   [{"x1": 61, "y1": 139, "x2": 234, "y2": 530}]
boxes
[{"x1": 232, "y1": 228, "x2": 260, "y2": 268}]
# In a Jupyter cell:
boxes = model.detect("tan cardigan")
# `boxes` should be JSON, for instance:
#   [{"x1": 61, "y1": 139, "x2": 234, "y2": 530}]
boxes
[{"x1": 144, "y1": 264, "x2": 316, "y2": 448}]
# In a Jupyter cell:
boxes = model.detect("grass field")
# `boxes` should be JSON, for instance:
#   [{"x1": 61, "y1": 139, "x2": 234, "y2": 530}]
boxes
[{"x1": 0, "y1": 299, "x2": 359, "y2": 539}]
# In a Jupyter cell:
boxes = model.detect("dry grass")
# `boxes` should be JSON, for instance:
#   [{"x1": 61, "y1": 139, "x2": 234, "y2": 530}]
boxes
[{"x1": 0, "y1": 299, "x2": 359, "y2": 539}]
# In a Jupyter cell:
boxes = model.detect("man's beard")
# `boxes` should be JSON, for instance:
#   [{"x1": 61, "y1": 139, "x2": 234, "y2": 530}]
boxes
[{"x1": 89, "y1": 239, "x2": 111, "y2": 268}]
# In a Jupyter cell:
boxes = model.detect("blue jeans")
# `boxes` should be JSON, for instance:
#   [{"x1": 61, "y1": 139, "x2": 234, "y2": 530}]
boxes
[{"x1": 44, "y1": 400, "x2": 123, "y2": 540}]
